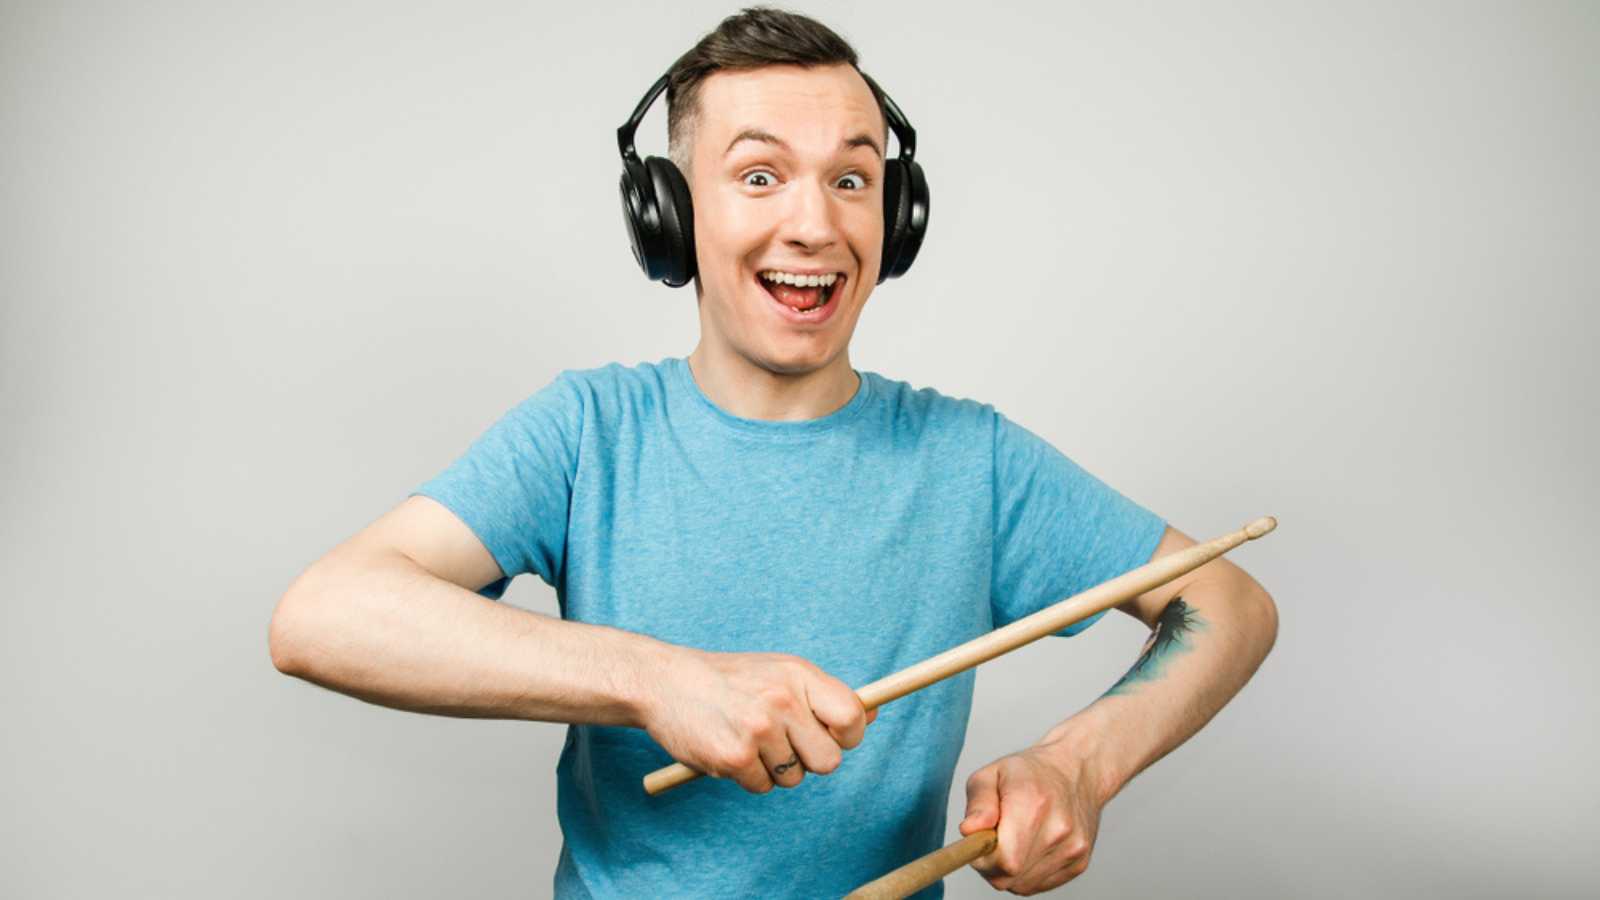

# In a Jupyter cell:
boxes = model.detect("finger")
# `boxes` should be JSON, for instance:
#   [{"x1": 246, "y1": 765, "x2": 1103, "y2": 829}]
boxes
[
  {"x1": 1019, "y1": 845, "x2": 1088, "y2": 896},
  {"x1": 805, "y1": 674, "x2": 868, "y2": 750},
  {"x1": 728, "y1": 745, "x2": 775, "y2": 795},
  {"x1": 786, "y1": 717, "x2": 844, "y2": 776},
  {"x1": 866, "y1": 707, "x2": 878, "y2": 725},
  {"x1": 758, "y1": 736, "x2": 805, "y2": 789},
  {"x1": 992, "y1": 766, "x2": 1041, "y2": 884},
  {"x1": 1037, "y1": 853, "x2": 1090, "y2": 893},
  {"x1": 960, "y1": 767, "x2": 1000, "y2": 836}
]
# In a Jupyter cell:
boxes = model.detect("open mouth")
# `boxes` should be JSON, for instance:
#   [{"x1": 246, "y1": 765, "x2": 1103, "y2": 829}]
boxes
[{"x1": 756, "y1": 269, "x2": 845, "y2": 320}]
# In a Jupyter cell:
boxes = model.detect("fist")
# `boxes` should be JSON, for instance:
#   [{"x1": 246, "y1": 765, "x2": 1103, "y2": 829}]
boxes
[
  {"x1": 959, "y1": 748, "x2": 1102, "y2": 894},
  {"x1": 643, "y1": 648, "x2": 877, "y2": 793}
]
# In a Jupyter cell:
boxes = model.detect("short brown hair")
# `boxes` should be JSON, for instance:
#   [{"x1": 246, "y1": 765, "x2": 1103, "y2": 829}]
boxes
[{"x1": 665, "y1": 6, "x2": 884, "y2": 173}]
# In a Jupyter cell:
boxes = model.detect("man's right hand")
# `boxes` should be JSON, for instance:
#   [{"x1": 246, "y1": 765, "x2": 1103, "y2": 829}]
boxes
[{"x1": 640, "y1": 648, "x2": 878, "y2": 793}]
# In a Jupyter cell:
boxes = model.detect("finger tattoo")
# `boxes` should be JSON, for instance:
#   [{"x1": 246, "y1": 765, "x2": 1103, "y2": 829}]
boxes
[{"x1": 772, "y1": 754, "x2": 801, "y2": 775}]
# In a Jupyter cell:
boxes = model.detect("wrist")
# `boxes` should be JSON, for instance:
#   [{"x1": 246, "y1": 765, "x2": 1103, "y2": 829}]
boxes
[
  {"x1": 1033, "y1": 706, "x2": 1131, "y2": 808},
  {"x1": 623, "y1": 636, "x2": 700, "y2": 731}
]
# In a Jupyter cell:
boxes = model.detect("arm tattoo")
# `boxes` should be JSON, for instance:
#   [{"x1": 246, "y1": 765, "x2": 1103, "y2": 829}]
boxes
[{"x1": 1102, "y1": 598, "x2": 1206, "y2": 698}]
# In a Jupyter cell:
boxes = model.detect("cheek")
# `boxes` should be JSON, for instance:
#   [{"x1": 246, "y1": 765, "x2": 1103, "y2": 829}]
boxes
[
  {"x1": 695, "y1": 193, "x2": 768, "y2": 264},
  {"x1": 844, "y1": 203, "x2": 883, "y2": 258}
]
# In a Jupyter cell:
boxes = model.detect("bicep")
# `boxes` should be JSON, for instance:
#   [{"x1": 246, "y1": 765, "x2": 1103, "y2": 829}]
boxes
[
  {"x1": 334, "y1": 494, "x2": 506, "y2": 593},
  {"x1": 1115, "y1": 524, "x2": 1253, "y2": 629}
]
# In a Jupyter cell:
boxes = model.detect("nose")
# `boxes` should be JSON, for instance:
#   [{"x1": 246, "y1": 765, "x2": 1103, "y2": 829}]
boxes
[{"x1": 777, "y1": 176, "x2": 839, "y2": 253}]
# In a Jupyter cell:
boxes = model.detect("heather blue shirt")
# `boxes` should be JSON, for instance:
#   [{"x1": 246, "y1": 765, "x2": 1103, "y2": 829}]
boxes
[{"x1": 412, "y1": 357, "x2": 1165, "y2": 899}]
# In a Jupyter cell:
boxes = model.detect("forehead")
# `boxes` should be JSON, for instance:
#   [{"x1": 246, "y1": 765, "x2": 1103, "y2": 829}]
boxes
[{"x1": 694, "y1": 63, "x2": 885, "y2": 147}]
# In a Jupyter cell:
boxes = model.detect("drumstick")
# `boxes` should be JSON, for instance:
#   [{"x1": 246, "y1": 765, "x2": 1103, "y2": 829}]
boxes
[
  {"x1": 843, "y1": 829, "x2": 998, "y2": 900},
  {"x1": 643, "y1": 516, "x2": 1277, "y2": 795}
]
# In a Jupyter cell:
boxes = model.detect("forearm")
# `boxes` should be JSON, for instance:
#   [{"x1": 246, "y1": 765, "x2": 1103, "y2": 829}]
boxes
[
  {"x1": 268, "y1": 550, "x2": 673, "y2": 726},
  {"x1": 1034, "y1": 573, "x2": 1278, "y2": 806}
]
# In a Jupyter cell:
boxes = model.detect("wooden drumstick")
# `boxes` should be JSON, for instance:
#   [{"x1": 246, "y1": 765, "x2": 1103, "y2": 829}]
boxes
[
  {"x1": 643, "y1": 516, "x2": 1278, "y2": 795},
  {"x1": 844, "y1": 829, "x2": 998, "y2": 900}
]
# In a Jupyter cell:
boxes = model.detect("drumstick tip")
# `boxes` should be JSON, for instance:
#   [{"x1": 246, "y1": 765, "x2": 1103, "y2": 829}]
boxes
[{"x1": 1244, "y1": 516, "x2": 1277, "y2": 539}]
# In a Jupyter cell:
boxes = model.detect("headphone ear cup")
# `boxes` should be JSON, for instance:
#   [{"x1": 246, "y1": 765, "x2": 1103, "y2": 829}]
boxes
[
  {"x1": 878, "y1": 159, "x2": 910, "y2": 284},
  {"x1": 887, "y1": 159, "x2": 929, "y2": 279},
  {"x1": 620, "y1": 157, "x2": 666, "y2": 280},
  {"x1": 646, "y1": 157, "x2": 696, "y2": 287}
]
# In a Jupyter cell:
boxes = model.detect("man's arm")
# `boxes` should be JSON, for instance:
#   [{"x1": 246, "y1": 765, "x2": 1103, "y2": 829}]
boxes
[
  {"x1": 268, "y1": 494, "x2": 670, "y2": 725},
  {"x1": 960, "y1": 525, "x2": 1278, "y2": 894},
  {"x1": 1038, "y1": 524, "x2": 1278, "y2": 804},
  {"x1": 267, "y1": 495, "x2": 875, "y2": 793}
]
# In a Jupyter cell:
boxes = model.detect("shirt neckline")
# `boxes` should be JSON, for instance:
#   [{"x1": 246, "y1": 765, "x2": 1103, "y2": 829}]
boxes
[{"x1": 668, "y1": 356, "x2": 873, "y2": 441}]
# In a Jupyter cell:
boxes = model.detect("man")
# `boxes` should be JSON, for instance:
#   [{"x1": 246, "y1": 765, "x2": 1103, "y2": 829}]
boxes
[{"x1": 268, "y1": 8, "x2": 1277, "y2": 898}]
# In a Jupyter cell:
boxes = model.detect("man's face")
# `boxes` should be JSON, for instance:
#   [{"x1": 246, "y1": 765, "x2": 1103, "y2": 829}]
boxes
[{"x1": 685, "y1": 63, "x2": 887, "y2": 377}]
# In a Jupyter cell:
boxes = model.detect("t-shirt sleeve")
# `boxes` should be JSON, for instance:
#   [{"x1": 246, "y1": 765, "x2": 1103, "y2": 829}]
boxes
[
  {"x1": 408, "y1": 373, "x2": 584, "y2": 600},
  {"x1": 990, "y1": 410, "x2": 1167, "y2": 637}
]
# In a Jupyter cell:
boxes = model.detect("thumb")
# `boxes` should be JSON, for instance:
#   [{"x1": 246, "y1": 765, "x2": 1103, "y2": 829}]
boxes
[{"x1": 960, "y1": 768, "x2": 1000, "y2": 835}]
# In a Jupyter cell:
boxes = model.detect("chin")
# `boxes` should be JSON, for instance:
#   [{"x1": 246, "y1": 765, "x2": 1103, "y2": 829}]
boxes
[{"x1": 747, "y1": 343, "x2": 836, "y2": 377}]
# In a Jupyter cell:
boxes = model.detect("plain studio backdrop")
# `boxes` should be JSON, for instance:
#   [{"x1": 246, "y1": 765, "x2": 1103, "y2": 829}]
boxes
[{"x1": 2, "y1": 1, "x2": 1595, "y2": 897}]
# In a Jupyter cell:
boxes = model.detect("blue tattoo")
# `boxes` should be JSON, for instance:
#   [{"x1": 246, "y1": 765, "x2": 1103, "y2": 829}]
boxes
[{"x1": 1103, "y1": 598, "x2": 1205, "y2": 697}]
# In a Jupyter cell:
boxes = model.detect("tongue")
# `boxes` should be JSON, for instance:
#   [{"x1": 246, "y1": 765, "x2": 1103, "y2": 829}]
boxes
[{"x1": 767, "y1": 280, "x2": 824, "y2": 310}]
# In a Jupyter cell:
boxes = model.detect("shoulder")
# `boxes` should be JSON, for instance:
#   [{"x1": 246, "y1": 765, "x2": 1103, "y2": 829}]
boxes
[
  {"x1": 860, "y1": 370, "x2": 997, "y2": 438},
  {"x1": 541, "y1": 357, "x2": 675, "y2": 410}
]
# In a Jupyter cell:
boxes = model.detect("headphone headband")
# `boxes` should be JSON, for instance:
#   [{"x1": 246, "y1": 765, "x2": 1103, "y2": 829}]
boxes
[
  {"x1": 619, "y1": 69, "x2": 916, "y2": 166},
  {"x1": 857, "y1": 71, "x2": 916, "y2": 162},
  {"x1": 617, "y1": 73, "x2": 669, "y2": 164}
]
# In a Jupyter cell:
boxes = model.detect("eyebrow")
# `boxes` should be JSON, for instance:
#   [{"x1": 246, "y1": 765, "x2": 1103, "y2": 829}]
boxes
[{"x1": 723, "y1": 128, "x2": 883, "y2": 160}]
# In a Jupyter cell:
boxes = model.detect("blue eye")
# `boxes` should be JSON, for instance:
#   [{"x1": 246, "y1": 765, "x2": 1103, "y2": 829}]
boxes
[
  {"x1": 837, "y1": 173, "x2": 867, "y2": 190},
  {"x1": 743, "y1": 171, "x2": 776, "y2": 187}
]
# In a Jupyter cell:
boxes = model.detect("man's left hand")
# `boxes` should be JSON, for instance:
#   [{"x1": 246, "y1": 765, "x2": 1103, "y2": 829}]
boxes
[{"x1": 958, "y1": 746, "x2": 1104, "y2": 894}]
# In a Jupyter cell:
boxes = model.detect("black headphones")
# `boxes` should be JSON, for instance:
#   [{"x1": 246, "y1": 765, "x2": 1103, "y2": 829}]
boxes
[{"x1": 616, "y1": 69, "x2": 929, "y2": 288}]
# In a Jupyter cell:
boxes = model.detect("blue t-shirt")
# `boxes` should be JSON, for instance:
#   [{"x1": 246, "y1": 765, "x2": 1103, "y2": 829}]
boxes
[{"x1": 412, "y1": 356, "x2": 1165, "y2": 899}]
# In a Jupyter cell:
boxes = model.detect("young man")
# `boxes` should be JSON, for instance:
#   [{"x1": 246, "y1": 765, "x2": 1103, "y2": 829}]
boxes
[{"x1": 268, "y1": 8, "x2": 1277, "y2": 898}]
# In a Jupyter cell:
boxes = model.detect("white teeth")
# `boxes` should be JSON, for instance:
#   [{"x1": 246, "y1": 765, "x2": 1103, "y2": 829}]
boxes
[{"x1": 761, "y1": 270, "x2": 840, "y2": 287}]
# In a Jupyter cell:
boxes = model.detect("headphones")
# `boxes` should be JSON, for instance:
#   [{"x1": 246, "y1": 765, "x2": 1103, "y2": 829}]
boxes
[{"x1": 616, "y1": 69, "x2": 929, "y2": 288}]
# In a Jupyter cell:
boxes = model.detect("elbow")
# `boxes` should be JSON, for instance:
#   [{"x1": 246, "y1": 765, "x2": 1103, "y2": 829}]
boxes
[
  {"x1": 268, "y1": 592, "x2": 307, "y2": 677},
  {"x1": 269, "y1": 565, "x2": 332, "y2": 678},
  {"x1": 1251, "y1": 585, "x2": 1279, "y2": 658},
  {"x1": 1219, "y1": 565, "x2": 1278, "y2": 659}
]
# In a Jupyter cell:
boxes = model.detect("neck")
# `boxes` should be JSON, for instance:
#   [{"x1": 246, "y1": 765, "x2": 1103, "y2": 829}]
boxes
[{"x1": 686, "y1": 342, "x2": 859, "y2": 421}]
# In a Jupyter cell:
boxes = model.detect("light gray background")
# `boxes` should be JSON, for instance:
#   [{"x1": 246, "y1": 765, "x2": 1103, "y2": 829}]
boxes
[{"x1": 3, "y1": 1, "x2": 1595, "y2": 897}]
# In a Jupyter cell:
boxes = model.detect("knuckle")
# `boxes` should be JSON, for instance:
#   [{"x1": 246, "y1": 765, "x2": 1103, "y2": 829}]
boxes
[
  {"x1": 758, "y1": 685, "x2": 795, "y2": 712},
  {"x1": 1065, "y1": 837, "x2": 1090, "y2": 858},
  {"x1": 782, "y1": 656, "x2": 816, "y2": 678},
  {"x1": 721, "y1": 745, "x2": 757, "y2": 772},
  {"x1": 1042, "y1": 816, "x2": 1072, "y2": 843},
  {"x1": 741, "y1": 711, "x2": 776, "y2": 739}
]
